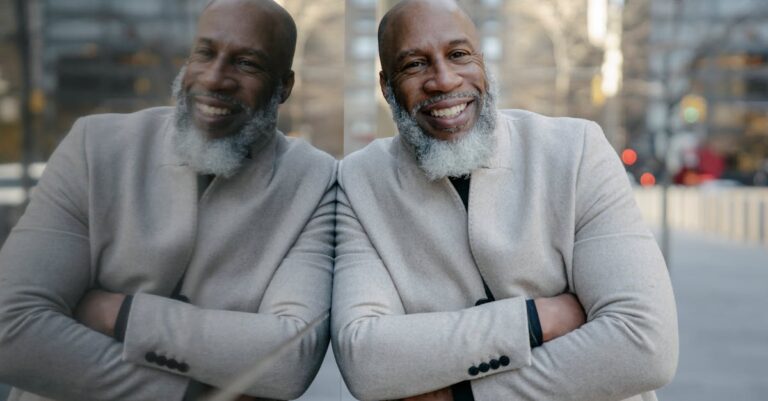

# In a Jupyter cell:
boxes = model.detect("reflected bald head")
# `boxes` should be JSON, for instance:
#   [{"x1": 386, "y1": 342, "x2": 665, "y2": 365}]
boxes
[{"x1": 203, "y1": 0, "x2": 297, "y2": 74}]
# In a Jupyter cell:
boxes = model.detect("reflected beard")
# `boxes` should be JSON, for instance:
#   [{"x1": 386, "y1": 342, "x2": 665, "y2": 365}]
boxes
[
  {"x1": 384, "y1": 72, "x2": 498, "y2": 181},
  {"x1": 170, "y1": 67, "x2": 281, "y2": 178}
]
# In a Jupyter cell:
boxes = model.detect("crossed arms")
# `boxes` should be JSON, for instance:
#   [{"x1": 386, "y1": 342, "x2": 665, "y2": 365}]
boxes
[
  {"x1": 332, "y1": 122, "x2": 678, "y2": 401},
  {"x1": 0, "y1": 120, "x2": 336, "y2": 401}
]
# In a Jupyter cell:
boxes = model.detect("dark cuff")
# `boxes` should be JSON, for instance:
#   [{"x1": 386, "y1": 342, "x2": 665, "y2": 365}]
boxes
[
  {"x1": 451, "y1": 380, "x2": 474, "y2": 401},
  {"x1": 113, "y1": 294, "x2": 133, "y2": 342},
  {"x1": 526, "y1": 299, "x2": 543, "y2": 348},
  {"x1": 183, "y1": 381, "x2": 213, "y2": 401}
]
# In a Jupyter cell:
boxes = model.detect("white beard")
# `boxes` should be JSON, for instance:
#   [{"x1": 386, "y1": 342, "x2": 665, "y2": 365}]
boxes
[
  {"x1": 170, "y1": 67, "x2": 281, "y2": 178},
  {"x1": 384, "y1": 73, "x2": 498, "y2": 181}
]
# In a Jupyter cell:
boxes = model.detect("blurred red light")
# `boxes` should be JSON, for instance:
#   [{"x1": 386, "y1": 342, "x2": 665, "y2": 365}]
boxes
[
  {"x1": 640, "y1": 172, "x2": 656, "y2": 187},
  {"x1": 621, "y1": 149, "x2": 638, "y2": 166}
]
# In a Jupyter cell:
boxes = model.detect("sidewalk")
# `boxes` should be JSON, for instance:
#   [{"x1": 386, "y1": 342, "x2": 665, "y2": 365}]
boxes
[{"x1": 656, "y1": 230, "x2": 768, "y2": 401}]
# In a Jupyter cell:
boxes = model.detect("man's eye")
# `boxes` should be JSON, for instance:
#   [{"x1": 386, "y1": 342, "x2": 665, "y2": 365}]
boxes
[
  {"x1": 450, "y1": 51, "x2": 470, "y2": 59},
  {"x1": 403, "y1": 61, "x2": 425, "y2": 70},
  {"x1": 194, "y1": 48, "x2": 213, "y2": 58},
  {"x1": 237, "y1": 59, "x2": 260, "y2": 71}
]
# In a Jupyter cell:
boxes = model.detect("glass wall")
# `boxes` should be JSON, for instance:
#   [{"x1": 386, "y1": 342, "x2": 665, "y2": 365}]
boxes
[{"x1": 1, "y1": 1, "x2": 768, "y2": 400}]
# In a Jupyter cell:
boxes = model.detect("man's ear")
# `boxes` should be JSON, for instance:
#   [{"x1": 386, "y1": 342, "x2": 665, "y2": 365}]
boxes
[
  {"x1": 279, "y1": 70, "x2": 295, "y2": 104},
  {"x1": 379, "y1": 71, "x2": 389, "y2": 100}
]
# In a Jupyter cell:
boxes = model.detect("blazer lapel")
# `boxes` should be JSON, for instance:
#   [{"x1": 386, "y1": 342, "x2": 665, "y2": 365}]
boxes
[{"x1": 467, "y1": 114, "x2": 524, "y2": 297}]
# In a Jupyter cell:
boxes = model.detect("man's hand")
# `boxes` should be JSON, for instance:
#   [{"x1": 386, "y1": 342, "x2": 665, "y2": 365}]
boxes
[
  {"x1": 403, "y1": 387, "x2": 452, "y2": 401},
  {"x1": 534, "y1": 293, "x2": 586, "y2": 342},
  {"x1": 74, "y1": 289, "x2": 126, "y2": 337}
]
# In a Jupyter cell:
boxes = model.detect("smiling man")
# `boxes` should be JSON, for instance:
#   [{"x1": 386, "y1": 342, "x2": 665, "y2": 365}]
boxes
[
  {"x1": 332, "y1": 1, "x2": 678, "y2": 401},
  {"x1": 0, "y1": 1, "x2": 335, "y2": 400}
]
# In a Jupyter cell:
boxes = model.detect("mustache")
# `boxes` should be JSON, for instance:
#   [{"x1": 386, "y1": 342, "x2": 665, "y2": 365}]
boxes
[
  {"x1": 410, "y1": 91, "x2": 482, "y2": 116},
  {"x1": 185, "y1": 91, "x2": 250, "y2": 113}
]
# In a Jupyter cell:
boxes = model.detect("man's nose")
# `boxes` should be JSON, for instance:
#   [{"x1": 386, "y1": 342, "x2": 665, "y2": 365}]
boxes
[
  {"x1": 423, "y1": 59, "x2": 463, "y2": 93},
  {"x1": 198, "y1": 59, "x2": 237, "y2": 92}
]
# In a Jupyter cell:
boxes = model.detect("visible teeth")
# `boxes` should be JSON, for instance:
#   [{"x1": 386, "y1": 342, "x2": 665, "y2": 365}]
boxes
[
  {"x1": 430, "y1": 103, "x2": 467, "y2": 118},
  {"x1": 197, "y1": 104, "x2": 232, "y2": 116}
]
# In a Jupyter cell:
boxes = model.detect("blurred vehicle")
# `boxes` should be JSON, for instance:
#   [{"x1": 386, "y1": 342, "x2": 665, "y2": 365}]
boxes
[{"x1": 698, "y1": 179, "x2": 743, "y2": 190}]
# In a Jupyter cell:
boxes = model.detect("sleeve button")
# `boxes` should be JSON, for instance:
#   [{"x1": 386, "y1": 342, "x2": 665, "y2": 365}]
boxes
[
  {"x1": 468, "y1": 366, "x2": 480, "y2": 376},
  {"x1": 144, "y1": 352, "x2": 157, "y2": 363},
  {"x1": 178, "y1": 363, "x2": 190, "y2": 373},
  {"x1": 490, "y1": 359, "x2": 500, "y2": 369},
  {"x1": 167, "y1": 359, "x2": 179, "y2": 370},
  {"x1": 479, "y1": 362, "x2": 490, "y2": 372},
  {"x1": 156, "y1": 356, "x2": 167, "y2": 366},
  {"x1": 499, "y1": 355, "x2": 510, "y2": 366}
]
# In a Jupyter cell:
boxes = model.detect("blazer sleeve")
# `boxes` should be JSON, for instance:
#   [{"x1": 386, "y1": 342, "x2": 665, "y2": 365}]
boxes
[
  {"x1": 120, "y1": 180, "x2": 337, "y2": 400},
  {"x1": 468, "y1": 121, "x2": 679, "y2": 401},
  {"x1": 0, "y1": 118, "x2": 189, "y2": 401},
  {"x1": 331, "y1": 170, "x2": 532, "y2": 401}
]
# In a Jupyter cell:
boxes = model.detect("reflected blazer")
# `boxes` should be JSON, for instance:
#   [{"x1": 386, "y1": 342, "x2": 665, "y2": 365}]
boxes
[
  {"x1": 332, "y1": 109, "x2": 678, "y2": 401},
  {"x1": 0, "y1": 107, "x2": 337, "y2": 401}
]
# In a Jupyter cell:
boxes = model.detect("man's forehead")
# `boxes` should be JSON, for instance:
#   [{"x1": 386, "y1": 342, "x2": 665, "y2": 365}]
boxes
[
  {"x1": 194, "y1": 36, "x2": 270, "y2": 62},
  {"x1": 382, "y1": 2, "x2": 478, "y2": 58},
  {"x1": 194, "y1": 0, "x2": 295, "y2": 69},
  {"x1": 198, "y1": 0, "x2": 272, "y2": 31},
  {"x1": 195, "y1": 13, "x2": 274, "y2": 58},
  {"x1": 391, "y1": 19, "x2": 475, "y2": 48},
  {"x1": 196, "y1": 0, "x2": 293, "y2": 44},
  {"x1": 384, "y1": 0, "x2": 474, "y2": 33}
]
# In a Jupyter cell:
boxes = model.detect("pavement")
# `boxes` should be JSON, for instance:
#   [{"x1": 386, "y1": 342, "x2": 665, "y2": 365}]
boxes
[
  {"x1": 2, "y1": 230, "x2": 767, "y2": 400},
  {"x1": 655, "y1": 231, "x2": 768, "y2": 401}
]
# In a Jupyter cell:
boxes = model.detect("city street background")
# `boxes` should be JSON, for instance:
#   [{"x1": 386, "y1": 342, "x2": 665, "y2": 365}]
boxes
[{"x1": 1, "y1": 0, "x2": 767, "y2": 400}]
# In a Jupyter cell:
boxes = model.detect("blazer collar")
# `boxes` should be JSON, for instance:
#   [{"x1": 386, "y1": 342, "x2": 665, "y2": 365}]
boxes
[{"x1": 485, "y1": 111, "x2": 516, "y2": 170}]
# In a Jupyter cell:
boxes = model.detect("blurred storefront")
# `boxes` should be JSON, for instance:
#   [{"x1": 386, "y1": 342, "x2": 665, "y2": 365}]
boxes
[{"x1": 644, "y1": 0, "x2": 768, "y2": 187}]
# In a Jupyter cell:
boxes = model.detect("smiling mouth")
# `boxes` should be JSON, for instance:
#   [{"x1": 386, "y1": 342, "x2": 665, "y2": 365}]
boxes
[
  {"x1": 196, "y1": 103, "x2": 234, "y2": 117},
  {"x1": 429, "y1": 103, "x2": 468, "y2": 119}
]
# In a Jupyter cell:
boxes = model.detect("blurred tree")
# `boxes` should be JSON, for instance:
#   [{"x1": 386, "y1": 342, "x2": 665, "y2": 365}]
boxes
[
  {"x1": 505, "y1": 0, "x2": 602, "y2": 117},
  {"x1": 275, "y1": 0, "x2": 345, "y2": 157}
]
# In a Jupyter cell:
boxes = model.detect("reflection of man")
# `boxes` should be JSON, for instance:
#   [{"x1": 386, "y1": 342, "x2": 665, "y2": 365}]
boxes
[
  {"x1": 0, "y1": 1, "x2": 335, "y2": 400},
  {"x1": 332, "y1": 1, "x2": 678, "y2": 400}
]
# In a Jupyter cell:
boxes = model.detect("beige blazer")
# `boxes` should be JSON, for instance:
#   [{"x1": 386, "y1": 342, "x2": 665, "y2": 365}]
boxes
[
  {"x1": 0, "y1": 107, "x2": 337, "y2": 401},
  {"x1": 332, "y1": 110, "x2": 678, "y2": 401}
]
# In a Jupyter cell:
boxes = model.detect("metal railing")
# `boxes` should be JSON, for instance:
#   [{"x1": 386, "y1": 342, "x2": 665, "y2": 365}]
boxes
[{"x1": 634, "y1": 186, "x2": 768, "y2": 247}]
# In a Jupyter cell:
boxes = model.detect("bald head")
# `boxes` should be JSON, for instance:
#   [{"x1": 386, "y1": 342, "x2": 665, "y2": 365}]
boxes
[
  {"x1": 179, "y1": 0, "x2": 299, "y2": 141},
  {"x1": 203, "y1": 0, "x2": 297, "y2": 74},
  {"x1": 378, "y1": 0, "x2": 477, "y2": 77}
]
